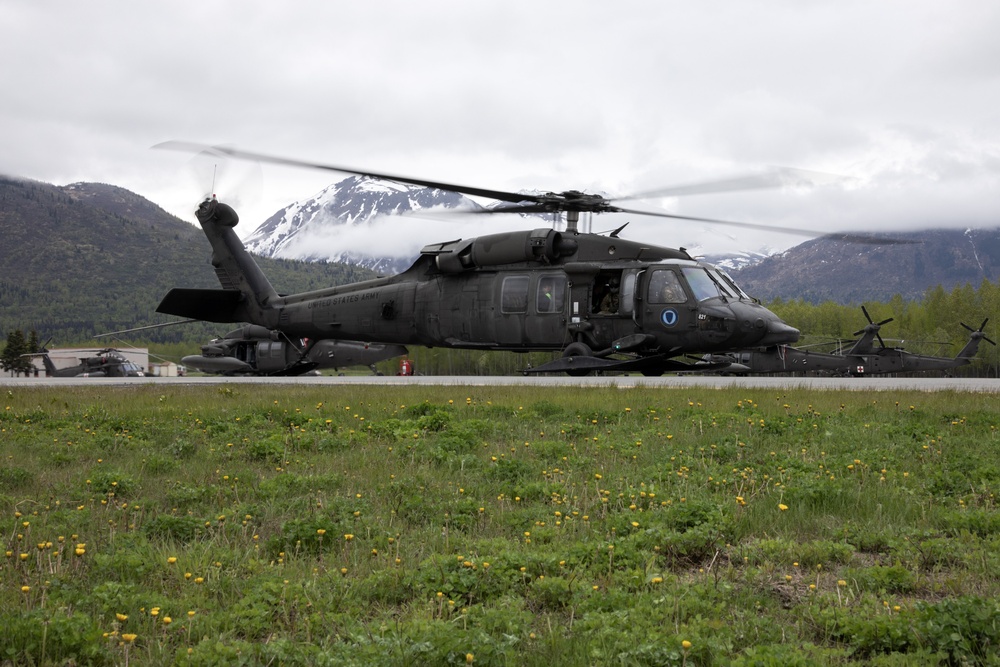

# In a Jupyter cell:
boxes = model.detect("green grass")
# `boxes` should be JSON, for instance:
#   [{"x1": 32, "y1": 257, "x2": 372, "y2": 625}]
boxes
[{"x1": 2, "y1": 385, "x2": 999, "y2": 665}]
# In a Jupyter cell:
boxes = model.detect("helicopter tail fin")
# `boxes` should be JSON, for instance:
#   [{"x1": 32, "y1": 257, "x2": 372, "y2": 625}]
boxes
[
  {"x1": 956, "y1": 319, "x2": 996, "y2": 360},
  {"x1": 157, "y1": 198, "x2": 281, "y2": 325},
  {"x1": 36, "y1": 353, "x2": 57, "y2": 376}
]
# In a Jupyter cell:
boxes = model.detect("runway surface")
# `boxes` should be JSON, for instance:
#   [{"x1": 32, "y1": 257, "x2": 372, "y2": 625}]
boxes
[{"x1": 2, "y1": 375, "x2": 998, "y2": 392}]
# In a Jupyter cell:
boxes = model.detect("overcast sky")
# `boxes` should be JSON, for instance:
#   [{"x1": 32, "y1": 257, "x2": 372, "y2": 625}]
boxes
[{"x1": 2, "y1": 0, "x2": 999, "y2": 255}]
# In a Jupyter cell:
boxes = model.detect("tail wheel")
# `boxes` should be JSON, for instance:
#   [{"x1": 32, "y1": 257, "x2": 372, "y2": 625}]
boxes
[{"x1": 562, "y1": 342, "x2": 593, "y2": 377}]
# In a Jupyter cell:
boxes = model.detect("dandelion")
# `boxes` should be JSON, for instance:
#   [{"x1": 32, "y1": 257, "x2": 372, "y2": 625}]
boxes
[
  {"x1": 122, "y1": 633, "x2": 137, "y2": 643},
  {"x1": 21, "y1": 585, "x2": 30, "y2": 593},
  {"x1": 778, "y1": 503, "x2": 789, "y2": 512},
  {"x1": 116, "y1": 613, "x2": 128, "y2": 622},
  {"x1": 167, "y1": 556, "x2": 177, "y2": 564},
  {"x1": 681, "y1": 640, "x2": 692, "y2": 650}
]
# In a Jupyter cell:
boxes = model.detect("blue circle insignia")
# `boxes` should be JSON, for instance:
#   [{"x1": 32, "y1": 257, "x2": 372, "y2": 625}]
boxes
[{"x1": 660, "y1": 308, "x2": 678, "y2": 327}]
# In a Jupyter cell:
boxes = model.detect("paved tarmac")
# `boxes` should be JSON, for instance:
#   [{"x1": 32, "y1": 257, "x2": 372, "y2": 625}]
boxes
[{"x1": 2, "y1": 375, "x2": 998, "y2": 392}]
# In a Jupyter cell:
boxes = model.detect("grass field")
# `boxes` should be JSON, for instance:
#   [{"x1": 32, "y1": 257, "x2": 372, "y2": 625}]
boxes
[{"x1": 2, "y1": 384, "x2": 999, "y2": 666}]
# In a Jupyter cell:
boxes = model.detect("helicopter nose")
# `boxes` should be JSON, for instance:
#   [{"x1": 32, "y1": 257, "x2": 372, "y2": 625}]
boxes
[{"x1": 757, "y1": 320, "x2": 800, "y2": 347}]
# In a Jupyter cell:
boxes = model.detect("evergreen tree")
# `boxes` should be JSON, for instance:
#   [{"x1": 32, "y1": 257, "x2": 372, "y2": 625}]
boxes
[{"x1": 1, "y1": 330, "x2": 29, "y2": 376}]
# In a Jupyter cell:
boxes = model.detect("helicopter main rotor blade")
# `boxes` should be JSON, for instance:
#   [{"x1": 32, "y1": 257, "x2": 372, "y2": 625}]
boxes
[
  {"x1": 94, "y1": 319, "x2": 200, "y2": 338},
  {"x1": 155, "y1": 141, "x2": 915, "y2": 244},
  {"x1": 154, "y1": 141, "x2": 539, "y2": 206},
  {"x1": 609, "y1": 206, "x2": 916, "y2": 245},
  {"x1": 613, "y1": 167, "x2": 850, "y2": 203}
]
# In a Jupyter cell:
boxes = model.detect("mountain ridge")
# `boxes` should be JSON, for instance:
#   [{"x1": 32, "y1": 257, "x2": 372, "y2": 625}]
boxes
[
  {"x1": 729, "y1": 227, "x2": 1000, "y2": 303},
  {"x1": 0, "y1": 177, "x2": 375, "y2": 343}
]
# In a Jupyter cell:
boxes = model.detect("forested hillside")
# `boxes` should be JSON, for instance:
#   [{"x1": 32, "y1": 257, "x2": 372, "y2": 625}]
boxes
[{"x1": 0, "y1": 178, "x2": 376, "y2": 344}]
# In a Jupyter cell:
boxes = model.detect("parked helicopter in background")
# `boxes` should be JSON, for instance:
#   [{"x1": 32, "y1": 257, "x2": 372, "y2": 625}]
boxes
[
  {"x1": 183, "y1": 324, "x2": 406, "y2": 376},
  {"x1": 698, "y1": 311, "x2": 994, "y2": 376},
  {"x1": 154, "y1": 143, "x2": 907, "y2": 376},
  {"x1": 25, "y1": 348, "x2": 145, "y2": 378}
]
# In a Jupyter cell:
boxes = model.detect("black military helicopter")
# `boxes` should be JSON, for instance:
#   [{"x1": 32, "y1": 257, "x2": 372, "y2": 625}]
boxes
[
  {"x1": 182, "y1": 324, "x2": 407, "y2": 376},
  {"x1": 699, "y1": 309, "x2": 995, "y2": 376},
  {"x1": 25, "y1": 347, "x2": 145, "y2": 378},
  {"x1": 155, "y1": 144, "x2": 905, "y2": 376}
]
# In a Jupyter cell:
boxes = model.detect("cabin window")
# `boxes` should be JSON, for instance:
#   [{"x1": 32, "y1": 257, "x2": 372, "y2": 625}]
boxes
[
  {"x1": 648, "y1": 269, "x2": 686, "y2": 304},
  {"x1": 501, "y1": 275, "x2": 529, "y2": 313},
  {"x1": 536, "y1": 275, "x2": 566, "y2": 313},
  {"x1": 593, "y1": 271, "x2": 623, "y2": 314}
]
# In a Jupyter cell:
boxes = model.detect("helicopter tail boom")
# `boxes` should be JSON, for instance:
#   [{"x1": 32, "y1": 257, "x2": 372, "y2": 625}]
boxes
[{"x1": 157, "y1": 197, "x2": 282, "y2": 327}]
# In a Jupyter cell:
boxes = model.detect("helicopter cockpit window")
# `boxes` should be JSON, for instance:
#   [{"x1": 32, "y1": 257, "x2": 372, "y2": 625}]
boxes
[
  {"x1": 648, "y1": 269, "x2": 686, "y2": 304},
  {"x1": 501, "y1": 275, "x2": 529, "y2": 313},
  {"x1": 708, "y1": 269, "x2": 736, "y2": 298},
  {"x1": 681, "y1": 267, "x2": 724, "y2": 302},
  {"x1": 536, "y1": 275, "x2": 566, "y2": 313},
  {"x1": 715, "y1": 269, "x2": 750, "y2": 300}
]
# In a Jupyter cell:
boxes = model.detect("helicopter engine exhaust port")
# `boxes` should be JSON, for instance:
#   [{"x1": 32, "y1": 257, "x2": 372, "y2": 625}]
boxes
[{"x1": 431, "y1": 229, "x2": 578, "y2": 274}]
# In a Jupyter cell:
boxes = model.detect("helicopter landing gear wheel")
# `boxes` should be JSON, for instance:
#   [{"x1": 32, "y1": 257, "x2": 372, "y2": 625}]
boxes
[{"x1": 562, "y1": 342, "x2": 593, "y2": 377}]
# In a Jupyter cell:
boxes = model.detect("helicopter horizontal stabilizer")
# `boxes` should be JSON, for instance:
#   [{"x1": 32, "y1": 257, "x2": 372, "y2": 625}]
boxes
[{"x1": 157, "y1": 288, "x2": 246, "y2": 323}]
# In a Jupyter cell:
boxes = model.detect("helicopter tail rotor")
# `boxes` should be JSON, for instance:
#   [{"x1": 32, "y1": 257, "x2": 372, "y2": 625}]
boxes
[
  {"x1": 853, "y1": 305, "x2": 893, "y2": 348},
  {"x1": 961, "y1": 319, "x2": 997, "y2": 346}
]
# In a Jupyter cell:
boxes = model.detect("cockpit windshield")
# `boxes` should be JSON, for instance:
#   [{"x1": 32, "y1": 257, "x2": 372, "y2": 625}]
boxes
[
  {"x1": 678, "y1": 267, "x2": 751, "y2": 301},
  {"x1": 681, "y1": 268, "x2": 725, "y2": 301},
  {"x1": 714, "y1": 269, "x2": 750, "y2": 300}
]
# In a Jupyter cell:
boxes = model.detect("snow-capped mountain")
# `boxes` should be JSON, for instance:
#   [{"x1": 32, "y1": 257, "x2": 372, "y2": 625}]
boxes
[
  {"x1": 697, "y1": 248, "x2": 776, "y2": 272},
  {"x1": 243, "y1": 176, "x2": 482, "y2": 274}
]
